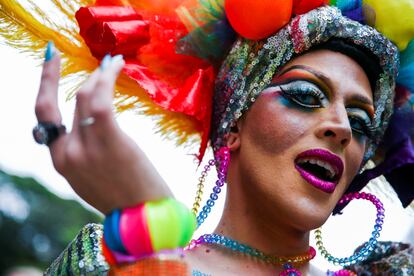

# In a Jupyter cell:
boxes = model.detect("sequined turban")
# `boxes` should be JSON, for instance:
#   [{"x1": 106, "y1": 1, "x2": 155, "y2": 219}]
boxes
[{"x1": 212, "y1": 6, "x2": 399, "y2": 161}]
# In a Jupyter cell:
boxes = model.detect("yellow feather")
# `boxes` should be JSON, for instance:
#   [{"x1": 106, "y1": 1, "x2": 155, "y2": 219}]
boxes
[
  {"x1": 0, "y1": 0, "x2": 202, "y2": 148},
  {"x1": 0, "y1": 0, "x2": 96, "y2": 73}
]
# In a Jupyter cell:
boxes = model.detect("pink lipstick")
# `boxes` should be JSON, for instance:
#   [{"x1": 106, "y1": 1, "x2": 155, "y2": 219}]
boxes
[{"x1": 294, "y1": 149, "x2": 344, "y2": 193}]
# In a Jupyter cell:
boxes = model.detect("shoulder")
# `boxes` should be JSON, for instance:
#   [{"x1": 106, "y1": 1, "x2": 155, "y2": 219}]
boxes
[
  {"x1": 347, "y1": 241, "x2": 414, "y2": 275},
  {"x1": 44, "y1": 223, "x2": 110, "y2": 276}
]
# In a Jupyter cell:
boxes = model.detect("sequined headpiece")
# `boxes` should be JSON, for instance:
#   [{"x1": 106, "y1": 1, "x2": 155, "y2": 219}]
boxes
[{"x1": 212, "y1": 6, "x2": 399, "y2": 161}]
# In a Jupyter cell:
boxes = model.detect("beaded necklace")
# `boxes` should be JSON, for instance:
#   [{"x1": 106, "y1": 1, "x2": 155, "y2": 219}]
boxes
[
  {"x1": 186, "y1": 234, "x2": 359, "y2": 275},
  {"x1": 186, "y1": 233, "x2": 316, "y2": 276},
  {"x1": 189, "y1": 149, "x2": 315, "y2": 275},
  {"x1": 189, "y1": 157, "x2": 382, "y2": 275},
  {"x1": 190, "y1": 151, "x2": 312, "y2": 275},
  {"x1": 189, "y1": 191, "x2": 383, "y2": 276}
]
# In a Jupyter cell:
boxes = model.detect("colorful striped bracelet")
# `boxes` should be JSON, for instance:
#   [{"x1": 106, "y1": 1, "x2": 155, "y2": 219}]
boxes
[{"x1": 103, "y1": 198, "x2": 196, "y2": 264}]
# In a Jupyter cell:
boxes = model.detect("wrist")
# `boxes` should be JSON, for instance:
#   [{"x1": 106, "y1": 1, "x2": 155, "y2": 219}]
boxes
[{"x1": 102, "y1": 198, "x2": 196, "y2": 265}]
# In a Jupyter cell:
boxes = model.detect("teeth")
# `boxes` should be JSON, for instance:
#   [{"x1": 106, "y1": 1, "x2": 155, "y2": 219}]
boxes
[
  {"x1": 298, "y1": 158, "x2": 337, "y2": 179},
  {"x1": 316, "y1": 160, "x2": 336, "y2": 178}
]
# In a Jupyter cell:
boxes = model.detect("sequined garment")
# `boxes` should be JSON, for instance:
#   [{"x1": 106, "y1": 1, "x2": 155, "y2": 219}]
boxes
[
  {"x1": 45, "y1": 224, "x2": 413, "y2": 275},
  {"x1": 347, "y1": 241, "x2": 414, "y2": 276},
  {"x1": 44, "y1": 224, "x2": 109, "y2": 276},
  {"x1": 212, "y1": 6, "x2": 399, "y2": 161}
]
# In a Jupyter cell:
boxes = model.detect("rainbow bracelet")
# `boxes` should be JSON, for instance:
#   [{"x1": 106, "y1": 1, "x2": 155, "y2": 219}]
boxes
[{"x1": 103, "y1": 198, "x2": 196, "y2": 264}]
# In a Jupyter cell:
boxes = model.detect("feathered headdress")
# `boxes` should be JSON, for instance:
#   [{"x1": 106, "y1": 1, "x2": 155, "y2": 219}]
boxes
[{"x1": 0, "y1": 0, "x2": 413, "y2": 208}]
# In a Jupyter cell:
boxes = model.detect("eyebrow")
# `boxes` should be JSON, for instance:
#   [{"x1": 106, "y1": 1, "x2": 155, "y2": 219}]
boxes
[
  {"x1": 277, "y1": 65, "x2": 374, "y2": 106},
  {"x1": 349, "y1": 94, "x2": 373, "y2": 106}
]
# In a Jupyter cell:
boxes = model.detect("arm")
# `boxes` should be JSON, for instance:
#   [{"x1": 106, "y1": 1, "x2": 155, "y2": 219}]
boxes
[{"x1": 35, "y1": 44, "x2": 172, "y2": 214}]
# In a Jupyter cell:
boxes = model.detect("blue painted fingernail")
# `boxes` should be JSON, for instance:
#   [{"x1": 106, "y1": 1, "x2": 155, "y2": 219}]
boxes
[
  {"x1": 100, "y1": 54, "x2": 111, "y2": 70},
  {"x1": 111, "y1": 54, "x2": 124, "y2": 63},
  {"x1": 44, "y1": 41, "x2": 55, "y2": 62}
]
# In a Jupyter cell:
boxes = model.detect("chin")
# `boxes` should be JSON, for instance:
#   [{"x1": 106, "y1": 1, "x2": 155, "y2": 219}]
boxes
[
  {"x1": 277, "y1": 193, "x2": 337, "y2": 232},
  {"x1": 273, "y1": 174, "x2": 347, "y2": 231},
  {"x1": 293, "y1": 206, "x2": 333, "y2": 232},
  {"x1": 245, "y1": 180, "x2": 336, "y2": 233},
  {"x1": 237, "y1": 151, "x2": 351, "y2": 232}
]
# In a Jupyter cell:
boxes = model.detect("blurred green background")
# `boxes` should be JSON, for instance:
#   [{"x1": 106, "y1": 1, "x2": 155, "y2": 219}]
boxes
[{"x1": 0, "y1": 169, "x2": 102, "y2": 274}]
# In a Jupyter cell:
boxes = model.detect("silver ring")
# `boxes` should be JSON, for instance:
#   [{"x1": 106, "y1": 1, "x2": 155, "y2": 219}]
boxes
[{"x1": 79, "y1": 117, "x2": 95, "y2": 127}]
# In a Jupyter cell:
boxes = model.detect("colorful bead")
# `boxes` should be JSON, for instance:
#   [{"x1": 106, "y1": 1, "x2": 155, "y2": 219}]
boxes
[
  {"x1": 315, "y1": 192, "x2": 385, "y2": 266},
  {"x1": 195, "y1": 147, "x2": 230, "y2": 227},
  {"x1": 192, "y1": 159, "x2": 216, "y2": 215},
  {"x1": 280, "y1": 265, "x2": 302, "y2": 276},
  {"x1": 326, "y1": 269, "x2": 357, "y2": 275},
  {"x1": 186, "y1": 233, "x2": 315, "y2": 267}
]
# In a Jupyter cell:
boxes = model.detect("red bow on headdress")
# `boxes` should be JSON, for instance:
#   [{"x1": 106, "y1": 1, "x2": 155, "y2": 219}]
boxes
[{"x1": 75, "y1": 0, "x2": 215, "y2": 162}]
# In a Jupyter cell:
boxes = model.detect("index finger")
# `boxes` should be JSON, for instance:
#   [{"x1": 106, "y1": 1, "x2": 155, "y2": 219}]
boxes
[
  {"x1": 35, "y1": 41, "x2": 62, "y2": 124},
  {"x1": 34, "y1": 42, "x2": 68, "y2": 164}
]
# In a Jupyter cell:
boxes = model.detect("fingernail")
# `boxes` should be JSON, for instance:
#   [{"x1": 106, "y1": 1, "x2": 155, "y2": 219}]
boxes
[
  {"x1": 111, "y1": 54, "x2": 124, "y2": 63},
  {"x1": 44, "y1": 41, "x2": 55, "y2": 62},
  {"x1": 100, "y1": 54, "x2": 111, "y2": 70}
]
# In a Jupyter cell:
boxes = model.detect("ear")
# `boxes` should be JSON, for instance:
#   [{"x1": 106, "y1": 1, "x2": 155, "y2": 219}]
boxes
[{"x1": 226, "y1": 122, "x2": 242, "y2": 151}]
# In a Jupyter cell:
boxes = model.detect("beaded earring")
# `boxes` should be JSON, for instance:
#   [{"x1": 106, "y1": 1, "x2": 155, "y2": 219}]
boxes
[
  {"x1": 191, "y1": 146, "x2": 230, "y2": 228},
  {"x1": 315, "y1": 192, "x2": 385, "y2": 266}
]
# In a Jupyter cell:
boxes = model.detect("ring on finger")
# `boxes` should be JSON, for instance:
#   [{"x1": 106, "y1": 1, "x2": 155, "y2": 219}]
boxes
[
  {"x1": 80, "y1": 116, "x2": 95, "y2": 127},
  {"x1": 33, "y1": 122, "x2": 66, "y2": 146}
]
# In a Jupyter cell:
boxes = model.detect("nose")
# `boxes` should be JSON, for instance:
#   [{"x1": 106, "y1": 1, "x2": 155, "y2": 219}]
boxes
[{"x1": 315, "y1": 107, "x2": 352, "y2": 148}]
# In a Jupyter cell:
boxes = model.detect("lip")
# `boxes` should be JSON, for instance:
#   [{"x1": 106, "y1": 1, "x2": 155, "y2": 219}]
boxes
[{"x1": 294, "y1": 149, "x2": 344, "y2": 193}]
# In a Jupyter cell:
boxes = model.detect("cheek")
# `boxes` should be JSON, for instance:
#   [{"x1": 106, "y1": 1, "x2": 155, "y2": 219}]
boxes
[
  {"x1": 244, "y1": 93, "x2": 311, "y2": 155},
  {"x1": 343, "y1": 141, "x2": 366, "y2": 187}
]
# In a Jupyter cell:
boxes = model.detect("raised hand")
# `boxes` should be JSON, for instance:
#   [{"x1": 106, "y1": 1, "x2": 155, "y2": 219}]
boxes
[{"x1": 34, "y1": 42, "x2": 172, "y2": 214}]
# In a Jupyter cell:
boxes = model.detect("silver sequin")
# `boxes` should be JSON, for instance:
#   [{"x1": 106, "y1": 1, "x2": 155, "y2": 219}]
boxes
[{"x1": 212, "y1": 6, "x2": 399, "y2": 162}]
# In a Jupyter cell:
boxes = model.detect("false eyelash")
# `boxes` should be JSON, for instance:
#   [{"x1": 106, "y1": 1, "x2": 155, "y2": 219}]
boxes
[
  {"x1": 280, "y1": 84, "x2": 378, "y2": 140},
  {"x1": 279, "y1": 87, "x2": 324, "y2": 108},
  {"x1": 279, "y1": 86, "x2": 322, "y2": 97},
  {"x1": 349, "y1": 115, "x2": 378, "y2": 139}
]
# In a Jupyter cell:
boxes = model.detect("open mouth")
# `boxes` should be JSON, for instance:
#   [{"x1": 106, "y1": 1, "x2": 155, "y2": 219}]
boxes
[
  {"x1": 294, "y1": 149, "x2": 344, "y2": 193},
  {"x1": 296, "y1": 158, "x2": 339, "y2": 183}
]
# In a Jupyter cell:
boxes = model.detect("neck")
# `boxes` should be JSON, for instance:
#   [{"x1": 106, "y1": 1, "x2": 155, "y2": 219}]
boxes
[
  {"x1": 215, "y1": 195, "x2": 311, "y2": 257},
  {"x1": 214, "y1": 159, "x2": 312, "y2": 261},
  {"x1": 210, "y1": 189, "x2": 312, "y2": 274},
  {"x1": 211, "y1": 204, "x2": 312, "y2": 274}
]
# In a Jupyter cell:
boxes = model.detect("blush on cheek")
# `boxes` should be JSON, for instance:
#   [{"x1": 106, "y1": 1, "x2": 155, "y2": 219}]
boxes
[{"x1": 245, "y1": 93, "x2": 307, "y2": 155}]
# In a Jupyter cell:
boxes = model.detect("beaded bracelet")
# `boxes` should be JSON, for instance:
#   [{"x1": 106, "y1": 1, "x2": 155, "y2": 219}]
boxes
[{"x1": 103, "y1": 198, "x2": 196, "y2": 264}]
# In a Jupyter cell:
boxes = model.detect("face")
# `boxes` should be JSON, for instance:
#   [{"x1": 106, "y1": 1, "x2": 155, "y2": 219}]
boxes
[{"x1": 228, "y1": 50, "x2": 374, "y2": 230}]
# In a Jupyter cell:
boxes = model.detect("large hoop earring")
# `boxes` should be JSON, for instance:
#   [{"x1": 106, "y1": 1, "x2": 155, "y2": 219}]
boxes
[
  {"x1": 191, "y1": 147, "x2": 230, "y2": 228},
  {"x1": 315, "y1": 192, "x2": 385, "y2": 266}
]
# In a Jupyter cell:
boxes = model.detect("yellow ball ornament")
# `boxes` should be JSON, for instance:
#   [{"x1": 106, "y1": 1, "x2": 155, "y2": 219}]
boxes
[{"x1": 363, "y1": 0, "x2": 414, "y2": 50}]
